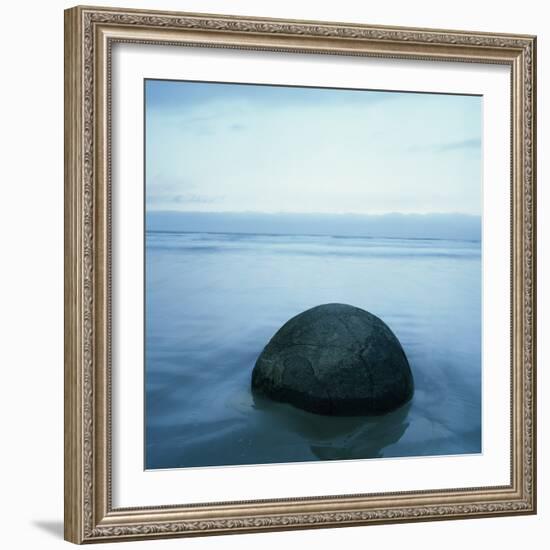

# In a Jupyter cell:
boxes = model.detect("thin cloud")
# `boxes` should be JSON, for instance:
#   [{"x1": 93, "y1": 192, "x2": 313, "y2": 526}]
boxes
[
  {"x1": 407, "y1": 138, "x2": 481, "y2": 154},
  {"x1": 147, "y1": 193, "x2": 221, "y2": 206},
  {"x1": 229, "y1": 123, "x2": 247, "y2": 132},
  {"x1": 437, "y1": 138, "x2": 481, "y2": 152}
]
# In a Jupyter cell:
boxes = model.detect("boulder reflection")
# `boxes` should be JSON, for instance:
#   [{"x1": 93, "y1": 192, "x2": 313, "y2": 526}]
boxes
[
  {"x1": 310, "y1": 402, "x2": 412, "y2": 460},
  {"x1": 252, "y1": 392, "x2": 412, "y2": 461}
]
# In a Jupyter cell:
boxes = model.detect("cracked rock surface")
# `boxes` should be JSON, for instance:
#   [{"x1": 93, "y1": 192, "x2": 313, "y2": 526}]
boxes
[{"x1": 251, "y1": 303, "x2": 414, "y2": 416}]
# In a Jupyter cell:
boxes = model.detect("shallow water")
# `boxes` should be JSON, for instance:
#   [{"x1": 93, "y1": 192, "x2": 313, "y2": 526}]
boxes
[{"x1": 145, "y1": 231, "x2": 481, "y2": 469}]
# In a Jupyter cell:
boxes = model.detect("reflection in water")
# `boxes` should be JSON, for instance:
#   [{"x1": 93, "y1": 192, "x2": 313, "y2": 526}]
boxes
[
  {"x1": 252, "y1": 394, "x2": 411, "y2": 461},
  {"x1": 310, "y1": 403, "x2": 412, "y2": 461},
  {"x1": 145, "y1": 232, "x2": 481, "y2": 469}
]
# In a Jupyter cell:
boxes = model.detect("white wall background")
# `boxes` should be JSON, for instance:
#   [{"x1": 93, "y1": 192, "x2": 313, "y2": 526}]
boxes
[{"x1": 0, "y1": 1, "x2": 546, "y2": 548}]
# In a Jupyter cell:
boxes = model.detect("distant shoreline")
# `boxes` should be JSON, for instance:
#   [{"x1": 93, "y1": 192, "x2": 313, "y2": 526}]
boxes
[
  {"x1": 146, "y1": 229, "x2": 481, "y2": 244},
  {"x1": 146, "y1": 211, "x2": 482, "y2": 242}
]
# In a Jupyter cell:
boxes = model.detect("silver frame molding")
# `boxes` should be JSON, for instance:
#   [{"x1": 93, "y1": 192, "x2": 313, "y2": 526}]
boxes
[{"x1": 64, "y1": 5, "x2": 537, "y2": 544}]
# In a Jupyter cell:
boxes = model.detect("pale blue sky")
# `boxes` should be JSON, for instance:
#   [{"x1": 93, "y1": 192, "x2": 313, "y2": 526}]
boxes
[{"x1": 145, "y1": 80, "x2": 482, "y2": 215}]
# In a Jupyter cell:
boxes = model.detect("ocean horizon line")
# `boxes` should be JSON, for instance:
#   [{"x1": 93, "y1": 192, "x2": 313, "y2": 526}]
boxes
[
  {"x1": 146, "y1": 228, "x2": 481, "y2": 244},
  {"x1": 146, "y1": 211, "x2": 481, "y2": 242}
]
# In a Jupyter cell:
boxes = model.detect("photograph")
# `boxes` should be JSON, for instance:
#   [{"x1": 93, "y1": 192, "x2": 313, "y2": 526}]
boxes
[
  {"x1": 62, "y1": 4, "x2": 536, "y2": 543},
  {"x1": 144, "y1": 79, "x2": 483, "y2": 470}
]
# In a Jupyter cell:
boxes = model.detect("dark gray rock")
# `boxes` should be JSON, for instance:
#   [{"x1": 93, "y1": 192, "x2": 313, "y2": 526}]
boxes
[{"x1": 251, "y1": 303, "x2": 413, "y2": 416}]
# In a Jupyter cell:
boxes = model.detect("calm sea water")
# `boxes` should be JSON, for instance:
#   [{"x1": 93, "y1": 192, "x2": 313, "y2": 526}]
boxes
[{"x1": 145, "y1": 231, "x2": 481, "y2": 469}]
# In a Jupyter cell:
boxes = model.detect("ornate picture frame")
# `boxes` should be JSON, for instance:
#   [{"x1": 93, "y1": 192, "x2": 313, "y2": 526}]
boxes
[{"x1": 64, "y1": 5, "x2": 536, "y2": 544}]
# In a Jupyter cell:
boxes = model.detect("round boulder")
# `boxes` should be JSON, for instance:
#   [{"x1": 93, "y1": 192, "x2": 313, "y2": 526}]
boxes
[{"x1": 251, "y1": 303, "x2": 413, "y2": 416}]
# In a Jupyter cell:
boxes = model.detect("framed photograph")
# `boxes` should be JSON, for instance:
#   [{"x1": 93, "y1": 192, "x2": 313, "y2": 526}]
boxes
[{"x1": 64, "y1": 5, "x2": 537, "y2": 544}]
